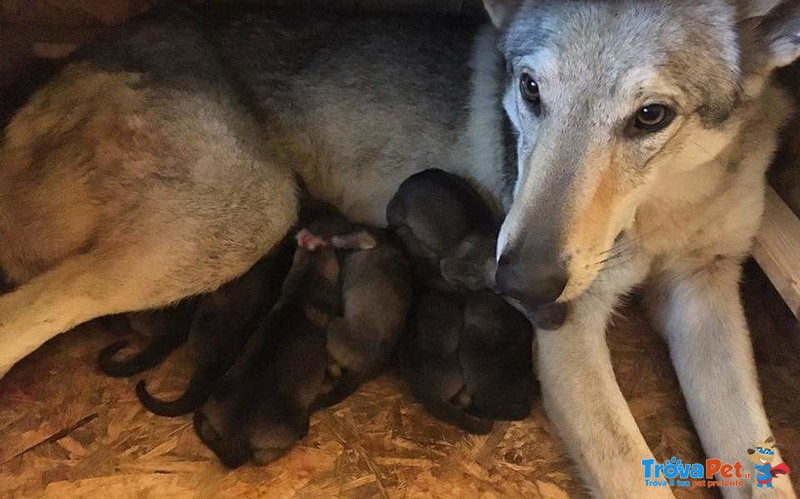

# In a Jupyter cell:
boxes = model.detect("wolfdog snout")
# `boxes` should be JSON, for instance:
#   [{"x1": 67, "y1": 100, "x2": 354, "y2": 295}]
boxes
[
  {"x1": 494, "y1": 243, "x2": 570, "y2": 330},
  {"x1": 495, "y1": 248, "x2": 568, "y2": 305}
]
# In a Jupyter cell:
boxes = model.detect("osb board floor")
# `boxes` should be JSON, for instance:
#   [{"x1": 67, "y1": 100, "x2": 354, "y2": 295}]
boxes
[{"x1": 0, "y1": 262, "x2": 797, "y2": 498}]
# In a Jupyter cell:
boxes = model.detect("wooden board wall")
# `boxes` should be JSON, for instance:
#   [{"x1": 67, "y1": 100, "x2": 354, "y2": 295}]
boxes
[{"x1": 0, "y1": 0, "x2": 485, "y2": 26}]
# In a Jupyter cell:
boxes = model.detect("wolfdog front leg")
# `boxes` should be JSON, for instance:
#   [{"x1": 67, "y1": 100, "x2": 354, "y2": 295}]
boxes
[
  {"x1": 536, "y1": 253, "x2": 673, "y2": 498},
  {"x1": 647, "y1": 258, "x2": 796, "y2": 499}
]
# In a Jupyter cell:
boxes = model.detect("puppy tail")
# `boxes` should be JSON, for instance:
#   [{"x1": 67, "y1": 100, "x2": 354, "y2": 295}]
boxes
[
  {"x1": 97, "y1": 332, "x2": 186, "y2": 378},
  {"x1": 136, "y1": 374, "x2": 214, "y2": 417},
  {"x1": 309, "y1": 377, "x2": 361, "y2": 412},
  {"x1": 418, "y1": 394, "x2": 494, "y2": 435}
]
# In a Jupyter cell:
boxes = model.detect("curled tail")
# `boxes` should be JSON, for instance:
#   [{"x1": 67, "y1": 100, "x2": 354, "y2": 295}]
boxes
[
  {"x1": 97, "y1": 333, "x2": 186, "y2": 378},
  {"x1": 136, "y1": 373, "x2": 215, "y2": 417},
  {"x1": 417, "y1": 392, "x2": 494, "y2": 435},
  {"x1": 407, "y1": 369, "x2": 494, "y2": 434},
  {"x1": 309, "y1": 376, "x2": 361, "y2": 412}
]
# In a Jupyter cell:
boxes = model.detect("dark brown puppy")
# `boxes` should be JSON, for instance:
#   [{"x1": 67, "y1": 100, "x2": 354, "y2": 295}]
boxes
[
  {"x1": 135, "y1": 237, "x2": 295, "y2": 416},
  {"x1": 388, "y1": 169, "x2": 535, "y2": 433},
  {"x1": 193, "y1": 220, "x2": 347, "y2": 468},
  {"x1": 314, "y1": 230, "x2": 412, "y2": 409}
]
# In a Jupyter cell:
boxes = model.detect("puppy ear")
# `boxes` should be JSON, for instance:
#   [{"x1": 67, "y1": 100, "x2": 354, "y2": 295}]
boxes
[
  {"x1": 482, "y1": 0, "x2": 523, "y2": 29},
  {"x1": 742, "y1": 1, "x2": 800, "y2": 71},
  {"x1": 766, "y1": 436, "x2": 776, "y2": 444},
  {"x1": 440, "y1": 257, "x2": 493, "y2": 291}
]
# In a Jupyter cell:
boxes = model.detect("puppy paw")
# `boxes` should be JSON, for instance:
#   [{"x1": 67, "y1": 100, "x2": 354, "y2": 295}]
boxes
[{"x1": 327, "y1": 362, "x2": 342, "y2": 379}]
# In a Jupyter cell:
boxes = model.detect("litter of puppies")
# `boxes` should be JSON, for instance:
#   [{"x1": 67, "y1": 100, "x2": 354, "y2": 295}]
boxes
[{"x1": 96, "y1": 170, "x2": 539, "y2": 467}]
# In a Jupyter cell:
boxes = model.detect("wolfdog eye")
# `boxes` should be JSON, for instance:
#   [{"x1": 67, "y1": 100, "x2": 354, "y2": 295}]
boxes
[
  {"x1": 520, "y1": 73, "x2": 541, "y2": 105},
  {"x1": 632, "y1": 104, "x2": 674, "y2": 132}
]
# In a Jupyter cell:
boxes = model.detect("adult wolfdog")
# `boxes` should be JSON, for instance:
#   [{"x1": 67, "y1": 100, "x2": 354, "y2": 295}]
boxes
[{"x1": 0, "y1": 0, "x2": 798, "y2": 496}]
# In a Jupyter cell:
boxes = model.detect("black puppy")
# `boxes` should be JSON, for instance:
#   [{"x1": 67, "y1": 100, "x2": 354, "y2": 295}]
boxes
[
  {"x1": 135, "y1": 237, "x2": 295, "y2": 416},
  {"x1": 388, "y1": 169, "x2": 535, "y2": 433},
  {"x1": 97, "y1": 304, "x2": 196, "y2": 378},
  {"x1": 406, "y1": 291, "x2": 494, "y2": 434}
]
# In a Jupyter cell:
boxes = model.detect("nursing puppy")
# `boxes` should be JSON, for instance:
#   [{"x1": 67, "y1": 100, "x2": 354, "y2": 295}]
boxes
[
  {"x1": 194, "y1": 212, "x2": 354, "y2": 468},
  {"x1": 196, "y1": 205, "x2": 410, "y2": 466},
  {"x1": 389, "y1": 169, "x2": 535, "y2": 433},
  {"x1": 136, "y1": 238, "x2": 295, "y2": 416},
  {"x1": 314, "y1": 230, "x2": 412, "y2": 409},
  {"x1": 405, "y1": 291, "x2": 494, "y2": 435}
]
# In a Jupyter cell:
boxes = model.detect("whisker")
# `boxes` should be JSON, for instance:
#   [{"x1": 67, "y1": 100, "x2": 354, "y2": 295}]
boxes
[
  {"x1": 602, "y1": 258, "x2": 634, "y2": 272},
  {"x1": 690, "y1": 139, "x2": 713, "y2": 155},
  {"x1": 599, "y1": 225, "x2": 663, "y2": 257},
  {"x1": 598, "y1": 253, "x2": 626, "y2": 266}
]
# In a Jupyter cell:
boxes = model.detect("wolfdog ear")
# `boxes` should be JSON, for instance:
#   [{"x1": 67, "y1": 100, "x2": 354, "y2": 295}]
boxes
[
  {"x1": 741, "y1": 1, "x2": 800, "y2": 70},
  {"x1": 482, "y1": 0, "x2": 523, "y2": 29}
]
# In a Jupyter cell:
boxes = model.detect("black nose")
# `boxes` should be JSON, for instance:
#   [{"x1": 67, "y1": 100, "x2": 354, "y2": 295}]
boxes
[{"x1": 495, "y1": 251, "x2": 568, "y2": 306}]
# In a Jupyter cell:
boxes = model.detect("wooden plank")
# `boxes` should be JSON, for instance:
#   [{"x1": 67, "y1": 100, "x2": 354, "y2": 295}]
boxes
[
  {"x1": 753, "y1": 186, "x2": 800, "y2": 319},
  {"x1": 0, "y1": 0, "x2": 484, "y2": 26}
]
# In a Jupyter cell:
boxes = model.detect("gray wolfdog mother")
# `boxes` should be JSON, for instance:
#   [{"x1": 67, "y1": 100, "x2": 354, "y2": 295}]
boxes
[{"x1": 0, "y1": 0, "x2": 798, "y2": 497}]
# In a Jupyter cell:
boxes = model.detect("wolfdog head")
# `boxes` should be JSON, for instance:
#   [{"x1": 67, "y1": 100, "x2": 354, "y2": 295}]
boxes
[{"x1": 486, "y1": 0, "x2": 800, "y2": 315}]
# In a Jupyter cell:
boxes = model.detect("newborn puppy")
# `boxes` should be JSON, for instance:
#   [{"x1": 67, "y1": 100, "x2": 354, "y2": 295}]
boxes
[
  {"x1": 314, "y1": 230, "x2": 412, "y2": 409},
  {"x1": 97, "y1": 304, "x2": 196, "y2": 378},
  {"x1": 405, "y1": 291, "x2": 493, "y2": 434},
  {"x1": 459, "y1": 292, "x2": 534, "y2": 420},
  {"x1": 194, "y1": 215, "x2": 350, "y2": 468},
  {"x1": 388, "y1": 169, "x2": 535, "y2": 432},
  {"x1": 136, "y1": 237, "x2": 295, "y2": 417}
]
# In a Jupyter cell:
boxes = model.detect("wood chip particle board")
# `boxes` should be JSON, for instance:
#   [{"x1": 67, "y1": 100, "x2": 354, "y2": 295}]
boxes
[{"x1": 0, "y1": 264, "x2": 797, "y2": 498}]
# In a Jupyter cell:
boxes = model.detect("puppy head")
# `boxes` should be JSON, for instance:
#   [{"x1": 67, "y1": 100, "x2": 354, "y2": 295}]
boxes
[
  {"x1": 193, "y1": 375, "x2": 257, "y2": 469},
  {"x1": 194, "y1": 294, "x2": 328, "y2": 468},
  {"x1": 388, "y1": 170, "x2": 501, "y2": 292},
  {"x1": 440, "y1": 234, "x2": 499, "y2": 291},
  {"x1": 194, "y1": 382, "x2": 308, "y2": 468},
  {"x1": 194, "y1": 348, "x2": 319, "y2": 469},
  {"x1": 387, "y1": 169, "x2": 499, "y2": 260}
]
